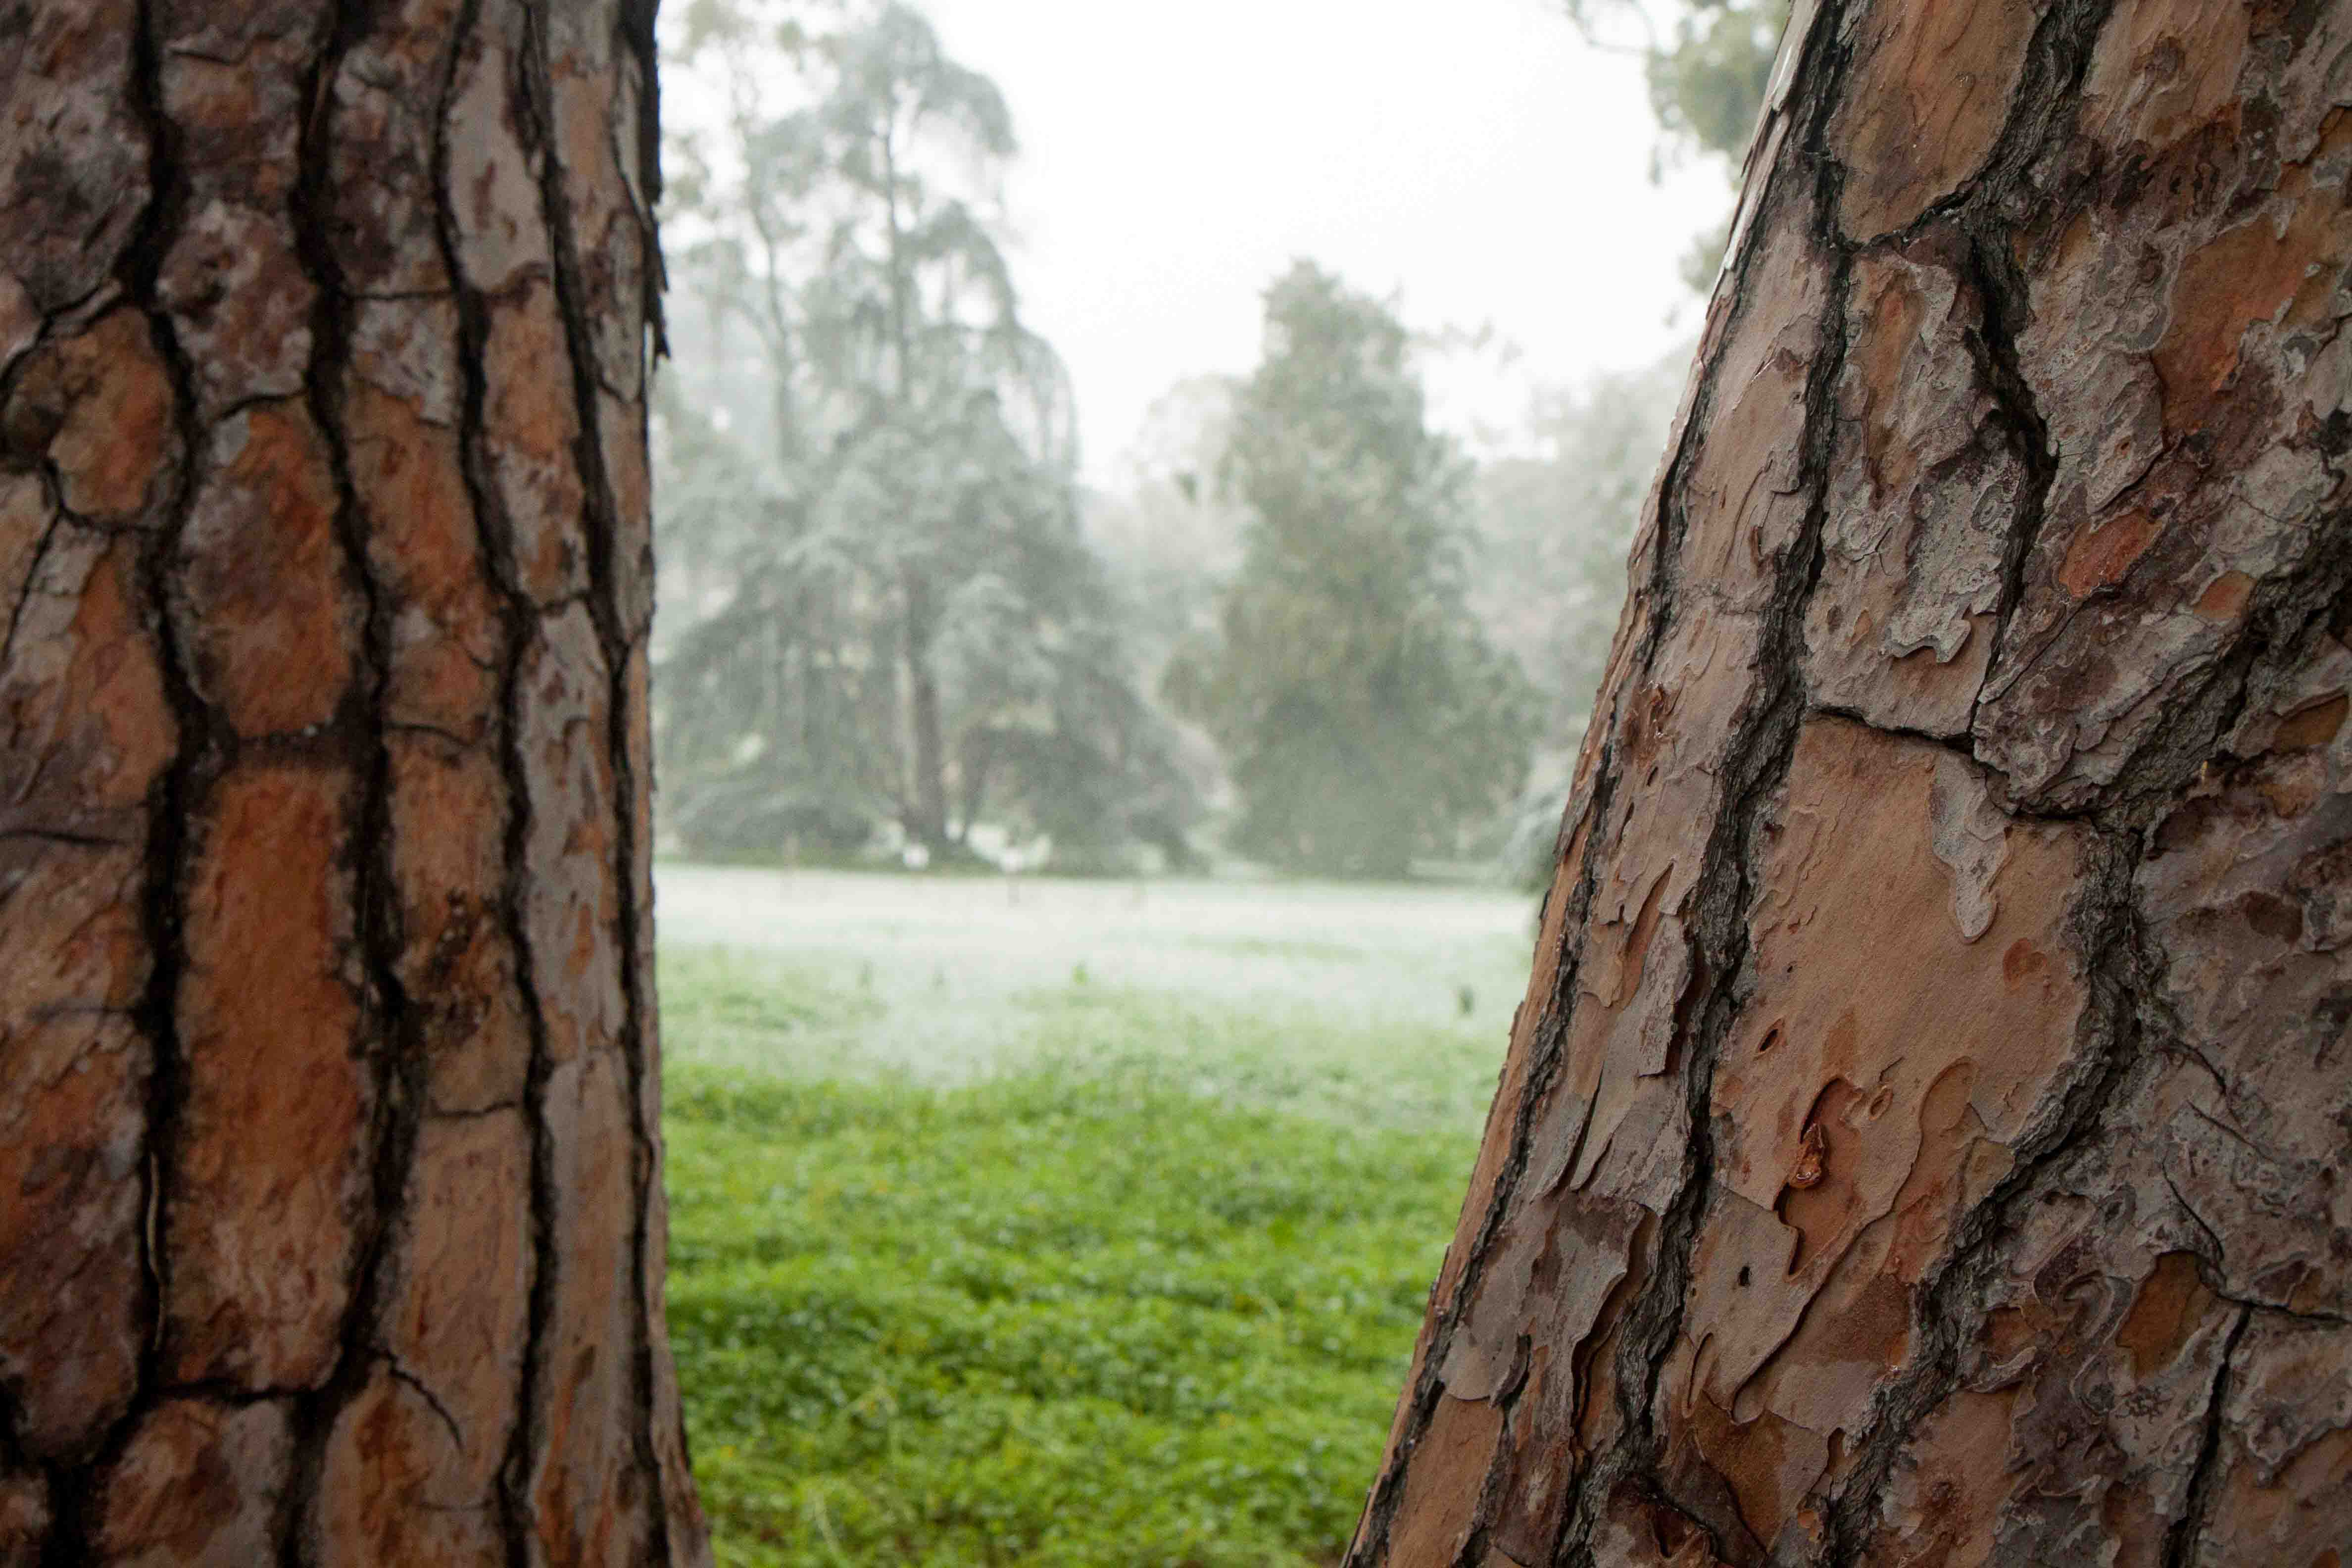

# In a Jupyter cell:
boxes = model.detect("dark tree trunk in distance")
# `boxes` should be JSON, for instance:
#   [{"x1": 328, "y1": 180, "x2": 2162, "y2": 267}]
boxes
[{"x1": 901, "y1": 561, "x2": 951, "y2": 851}]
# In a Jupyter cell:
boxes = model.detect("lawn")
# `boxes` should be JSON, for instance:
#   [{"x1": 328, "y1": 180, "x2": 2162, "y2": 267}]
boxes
[{"x1": 656, "y1": 869, "x2": 1533, "y2": 1567}]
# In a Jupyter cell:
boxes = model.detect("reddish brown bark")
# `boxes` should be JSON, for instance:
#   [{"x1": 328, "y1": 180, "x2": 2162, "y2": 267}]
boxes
[
  {"x1": 0, "y1": 2, "x2": 704, "y2": 1562},
  {"x1": 1353, "y1": 1, "x2": 2352, "y2": 1565}
]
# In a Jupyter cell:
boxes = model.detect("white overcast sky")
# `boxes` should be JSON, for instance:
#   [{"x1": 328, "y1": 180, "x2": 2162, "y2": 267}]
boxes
[
  {"x1": 674, "y1": 0, "x2": 1731, "y2": 483},
  {"x1": 917, "y1": 0, "x2": 1729, "y2": 479}
]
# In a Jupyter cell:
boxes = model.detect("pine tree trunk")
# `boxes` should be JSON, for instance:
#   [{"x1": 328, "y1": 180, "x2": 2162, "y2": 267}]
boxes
[
  {"x1": 902, "y1": 562, "x2": 951, "y2": 851},
  {"x1": 1351, "y1": 1, "x2": 2352, "y2": 1564},
  {"x1": 0, "y1": 3, "x2": 708, "y2": 1562}
]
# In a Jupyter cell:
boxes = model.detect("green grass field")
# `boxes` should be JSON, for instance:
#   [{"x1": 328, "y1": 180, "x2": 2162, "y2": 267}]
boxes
[{"x1": 656, "y1": 869, "x2": 1531, "y2": 1567}]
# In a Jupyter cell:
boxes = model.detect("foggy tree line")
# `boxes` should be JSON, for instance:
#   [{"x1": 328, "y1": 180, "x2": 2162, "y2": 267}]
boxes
[{"x1": 651, "y1": 0, "x2": 1777, "y2": 878}]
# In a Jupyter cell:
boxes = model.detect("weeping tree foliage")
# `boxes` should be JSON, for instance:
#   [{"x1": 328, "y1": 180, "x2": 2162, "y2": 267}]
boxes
[
  {"x1": 1166, "y1": 263, "x2": 1537, "y2": 880},
  {"x1": 656, "y1": 0, "x2": 1193, "y2": 866}
]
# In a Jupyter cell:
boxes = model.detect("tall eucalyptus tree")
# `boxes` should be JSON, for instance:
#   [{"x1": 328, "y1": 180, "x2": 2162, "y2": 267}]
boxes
[{"x1": 660, "y1": 1, "x2": 1188, "y2": 864}]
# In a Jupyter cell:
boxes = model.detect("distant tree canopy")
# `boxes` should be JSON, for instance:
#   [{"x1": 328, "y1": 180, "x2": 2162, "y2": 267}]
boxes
[
  {"x1": 648, "y1": 0, "x2": 1717, "y2": 881},
  {"x1": 1165, "y1": 263, "x2": 1538, "y2": 880},
  {"x1": 1473, "y1": 361, "x2": 1685, "y2": 746},
  {"x1": 1470, "y1": 357, "x2": 1686, "y2": 885},
  {"x1": 1562, "y1": 0, "x2": 1792, "y2": 288},
  {"x1": 1082, "y1": 375, "x2": 1247, "y2": 671},
  {"x1": 656, "y1": 0, "x2": 1194, "y2": 868}
]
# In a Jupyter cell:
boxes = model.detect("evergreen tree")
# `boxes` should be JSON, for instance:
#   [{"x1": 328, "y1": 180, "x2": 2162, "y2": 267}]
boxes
[
  {"x1": 1562, "y1": 0, "x2": 1793, "y2": 288},
  {"x1": 656, "y1": 0, "x2": 1193, "y2": 866},
  {"x1": 1166, "y1": 263, "x2": 1535, "y2": 879}
]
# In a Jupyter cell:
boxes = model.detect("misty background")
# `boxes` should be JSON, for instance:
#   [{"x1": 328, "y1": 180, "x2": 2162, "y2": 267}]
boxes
[
  {"x1": 643, "y1": 1, "x2": 1788, "y2": 1560},
  {"x1": 648, "y1": 0, "x2": 1781, "y2": 885}
]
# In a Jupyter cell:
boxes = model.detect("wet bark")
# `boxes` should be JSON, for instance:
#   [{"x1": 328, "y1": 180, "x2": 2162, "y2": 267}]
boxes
[
  {"x1": 0, "y1": 2, "x2": 707, "y2": 1563},
  {"x1": 1351, "y1": 1, "x2": 2352, "y2": 1565}
]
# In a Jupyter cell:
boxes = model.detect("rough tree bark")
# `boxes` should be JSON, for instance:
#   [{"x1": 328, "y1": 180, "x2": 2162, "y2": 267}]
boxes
[
  {"x1": 0, "y1": 2, "x2": 707, "y2": 1563},
  {"x1": 1351, "y1": 1, "x2": 2352, "y2": 1565}
]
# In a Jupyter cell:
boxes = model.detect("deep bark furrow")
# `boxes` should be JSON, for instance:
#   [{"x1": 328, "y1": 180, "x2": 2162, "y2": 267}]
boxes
[
  {"x1": 498, "y1": 615, "x2": 560, "y2": 1568},
  {"x1": 1956, "y1": 226, "x2": 2060, "y2": 743},
  {"x1": 516, "y1": 5, "x2": 677, "y2": 1559},
  {"x1": 24, "y1": 0, "x2": 245, "y2": 1557},
  {"x1": 120, "y1": 0, "x2": 205, "y2": 1467},
  {"x1": 278, "y1": 0, "x2": 432, "y2": 1558},
  {"x1": 2161, "y1": 1306, "x2": 2253, "y2": 1568},
  {"x1": 1813, "y1": 837, "x2": 2160, "y2": 1566},
  {"x1": 0, "y1": 0, "x2": 703, "y2": 1559},
  {"x1": 1588, "y1": 242, "x2": 1857, "y2": 1568},
  {"x1": 428, "y1": 11, "x2": 566, "y2": 1560},
  {"x1": 118, "y1": 0, "x2": 201, "y2": 1425},
  {"x1": 1573, "y1": 6, "x2": 1869, "y2": 1551}
]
